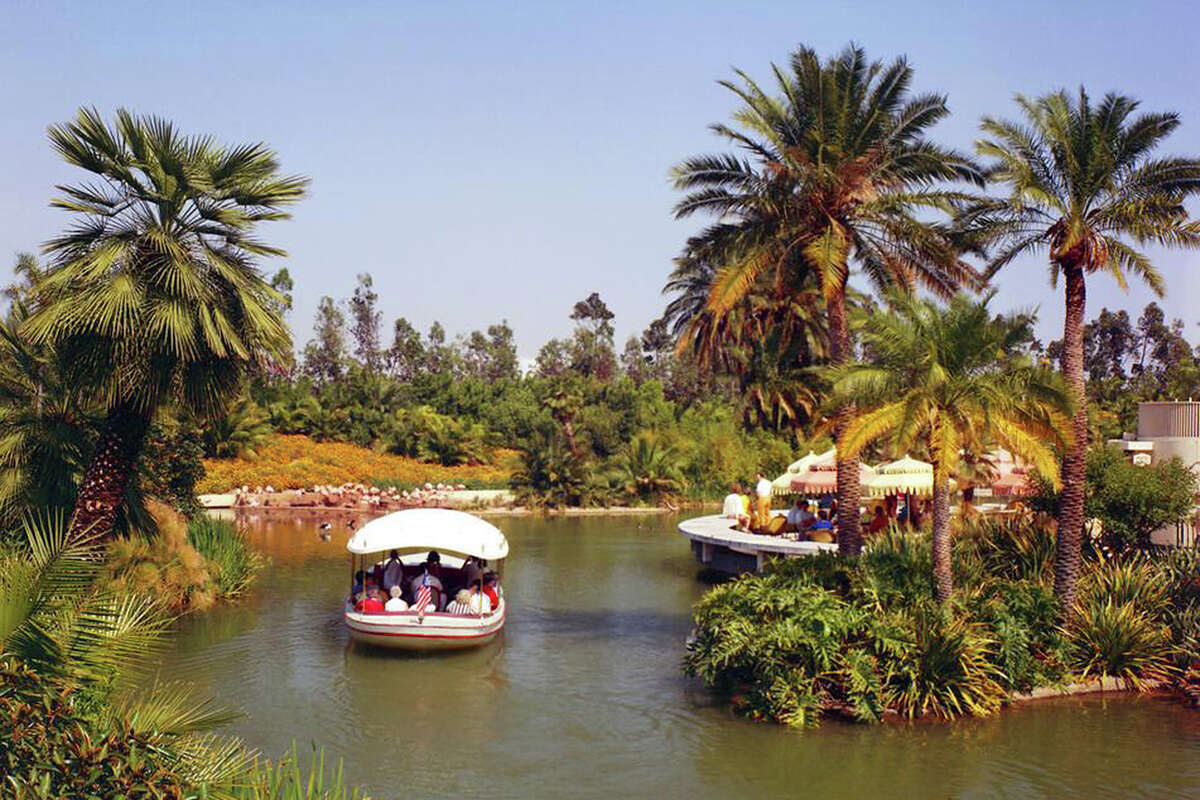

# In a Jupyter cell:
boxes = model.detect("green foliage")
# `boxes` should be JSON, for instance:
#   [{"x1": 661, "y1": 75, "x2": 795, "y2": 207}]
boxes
[
  {"x1": 139, "y1": 418, "x2": 206, "y2": 518},
  {"x1": 235, "y1": 744, "x2": 370, "y2": 800},
  {"x1": 611, "y1": 431, "x2": 684, "y2": 505},
  {"x1": 880, "y1": 606, "x2": 1006, "y2": 720},
  {"x1": 688, "y1": 519, "x2": 1189, "y2": 726},
  {"x1": 509, "y1": 431, "x2": 611, "y2": 509},
  {"x1": 1031, "y1": 448, "x2": 1197, "y2": 552},
  {"x1": 1154, "y1": 549, "x2": 1200, "y2": 669},
  {"x1": 187, "y1": 517, "x2": 266, "y2": 600},
  {"x1": 958, "y1": 516, "x2": 1057, "y2": 584},
  {"x1": 385, "y1": 406, "x2": 489, "y2": 466},
  {"x1": 205, "y1": 396, "x2": 275, "y2": 459},
  {"x1": 0, "y1": 659, "x2": 196, "y2": 799}
]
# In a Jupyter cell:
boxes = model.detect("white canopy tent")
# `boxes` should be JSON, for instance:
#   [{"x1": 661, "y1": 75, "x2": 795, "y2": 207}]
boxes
[
  {"x1": 771, "y1": 450, "x2": 824, "y2": 495},
  {"x1": 862, "y1": 455, "x2": 945, "y2": 499}
]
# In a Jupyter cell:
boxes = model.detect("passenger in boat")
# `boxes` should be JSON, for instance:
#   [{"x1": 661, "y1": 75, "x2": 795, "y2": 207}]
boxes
[
  {"x1": 482, "y1": 571, "x2": 500, "y2": 609},
  {"x1": 351, "y1": 569, "x2": 366, "y2": 598},
  {"x1": 467, "y1": 582, "x2": 492, "y2": 614},
  {"x1": 384, "y1": 585, "x2": 408, "y2": 612},
  {"x1": 382, "y1": 550, "x2": 405, "y2": 593},
  {"x1": 446, "y1": 589, "x2": 474, "y2": 615},
  {"x1": 354, "y1": 589, "x2": 385, "y2": 614},
  {"x1": 462, "y1": 555, "x2": 484, "y2": 590},
  {"x1": 410, "y1": 558, "x2": 444, "y2": 611}
]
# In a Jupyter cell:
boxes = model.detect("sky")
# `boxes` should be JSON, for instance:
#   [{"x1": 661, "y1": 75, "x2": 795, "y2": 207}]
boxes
[{"x1": 3, "y1": 0, "x2": 1199, "y2": 360}]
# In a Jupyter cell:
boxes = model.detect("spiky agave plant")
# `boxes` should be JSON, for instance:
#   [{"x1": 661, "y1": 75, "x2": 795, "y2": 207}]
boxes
[{"x1": 24, "y1": 108, "x2": 306, "y2": 540}]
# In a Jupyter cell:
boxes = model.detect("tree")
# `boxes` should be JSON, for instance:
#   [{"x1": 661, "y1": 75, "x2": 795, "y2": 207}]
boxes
[
  {"x1": 23, "y1": 108, "x2": 304, "y2": 539},
  {"x1": 830, "y1": 293, "x2": 1072, "y2": 601},
  {"x1": 569, "y1": 292, "x2": 617, "y2": 380},
  {"x1": 385, "y1": 316, "x2": 425, "y2": 380},
  {"x1": 960, "y1": 89, "x2": 1200, "y2": 607},
  {"x1": 535, "y1": 338, "x2": 571, "y2": 378},
  {"x1": 463, "y1": 321, "x2": 518, "y2": 380},
  {"x1": 302, "y1": 296, "x2": 347, "y2": 384},
  {"x1": 348, "y1": 272, "x2": 381, "y2": 372},
  {"x1": 672, "y1": 44, "x2": 981, "y2": 555}
]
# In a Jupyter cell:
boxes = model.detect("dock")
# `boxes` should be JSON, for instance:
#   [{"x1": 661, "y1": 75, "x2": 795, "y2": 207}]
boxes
[{"x1": 678, "y1": 514, "x2": 837, "y2": 573}]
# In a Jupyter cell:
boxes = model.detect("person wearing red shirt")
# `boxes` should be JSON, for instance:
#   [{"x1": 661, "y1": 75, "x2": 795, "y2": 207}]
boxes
[
  {"x1": 355, "y1": 588, "x2": 385, "y2": 613},
  {"x1": 482, "y1": 571, "x2": 500, "y2": 609}
]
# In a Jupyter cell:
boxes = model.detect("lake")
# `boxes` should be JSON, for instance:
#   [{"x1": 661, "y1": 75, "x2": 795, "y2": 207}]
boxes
[{"x1": 157, "y1": 513, "x2": 1200, "y2": 799}]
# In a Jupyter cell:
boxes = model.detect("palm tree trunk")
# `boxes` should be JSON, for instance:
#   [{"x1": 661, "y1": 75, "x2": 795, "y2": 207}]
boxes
[
  {"x1": 69, "y1": 403, "x2": 150, "y2": 540},
  {"x1": 828, "y1": 288, "x2": 863, "y2": 556},
  {"x1": 930, "y1": 467, "x2": 953, "y2": 602},
  {"x1": 1054, "y1": 264, "x2": 1088, "y2": 611}
]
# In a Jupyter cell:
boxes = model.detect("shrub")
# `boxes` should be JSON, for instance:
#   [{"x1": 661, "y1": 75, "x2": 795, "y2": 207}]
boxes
[
  {"x1": 879, "y1": 605, "x2": 1006, "y2": 719},
  {"x1": 1155, "y1": 549, "x2": 1200, "y2": 669},
  {"x1": 139, "y1": 419, "x2": 206, "y2": 517},
  {"x1": 687, "y1": 523, "x2": 1189, "y2": 726},
  {"x1": 0, "y1": 659, "x2": 191, "y2": 798},
  {"x1": 1031, "y1": 447, "x2": 1197, "y2": 552},
  {"x1": 187, "y1": 517, "x2": 266, "y2": 599},
  {"x1": 958, "y1": 515, "x2": 1056, "y2": 584},
  {"x1": 964, "y1": 580, "x2": 1069, "y2": 691},
  {"x1": 105, "y1": 502, "x2": 264, "y2": 611},
  {"x1": 1066, "y1": 598, "x2": 1176, "y2": 687}
]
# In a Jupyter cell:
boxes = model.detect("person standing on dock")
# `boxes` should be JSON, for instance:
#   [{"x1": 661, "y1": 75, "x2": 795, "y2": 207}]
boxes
[{"x1": 754, "y1": 473, "x2": 773, "y2": 531}]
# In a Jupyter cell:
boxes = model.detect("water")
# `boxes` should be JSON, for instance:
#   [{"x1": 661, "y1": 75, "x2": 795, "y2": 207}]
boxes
[{"x1": 159, "y1": 514, "x2": 1200, "y2": 799}]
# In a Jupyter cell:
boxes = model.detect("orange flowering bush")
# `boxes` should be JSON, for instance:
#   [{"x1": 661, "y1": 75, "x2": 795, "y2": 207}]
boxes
[{"x1": 198, "y1": 434, "x2": 515, "y2": 494}]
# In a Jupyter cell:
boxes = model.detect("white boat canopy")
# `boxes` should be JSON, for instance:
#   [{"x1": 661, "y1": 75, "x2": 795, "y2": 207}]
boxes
[{"x1": 346, "y1": 508, "x2": 509, "y2": 560}]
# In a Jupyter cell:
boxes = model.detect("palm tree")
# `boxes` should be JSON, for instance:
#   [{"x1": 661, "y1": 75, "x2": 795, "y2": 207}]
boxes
[
  {"x1": 664, "y1": 244, "x2": 828, "y2": 433},
  {"x1": 23, "y1": 108, "x2": 306, "y2": 539},
  {"x1": 829, "y1": 293, "x2": 1072, "y2": 601},
  {"x1": 671, "y1": 43, "x2": 982, "y2": 555},
  {"x1": 613, "y1": 431, "x2": 685, "y2": 504},
  {"x1": 0, "y1": 513, "x2": 251, "y2": 795},
  {"x1": 959, "y1": 89, "x2": 1200, "y2": 606}
]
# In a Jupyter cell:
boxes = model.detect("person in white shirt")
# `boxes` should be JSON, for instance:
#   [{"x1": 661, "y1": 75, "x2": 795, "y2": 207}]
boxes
[
  {"x1": 785, "y1": 499, "x2": 811, "y2": 531},
  {"x1": 754, "y1": 473, "x2": 773, "y2": 530},
  {"x1": 467, "y1": 584, "x2": 492, "y2": 615},
  {"x1": 722, "y1": 485, "x2": 743, "y2": 519},
  {"x1": 384, "y1": 585, "x2": 408, "y2": 612}
]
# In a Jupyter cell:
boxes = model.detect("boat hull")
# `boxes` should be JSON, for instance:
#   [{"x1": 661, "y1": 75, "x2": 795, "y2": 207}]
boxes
[{"x1": 344, "y1": 602, "x2": 505, "y2": 651}]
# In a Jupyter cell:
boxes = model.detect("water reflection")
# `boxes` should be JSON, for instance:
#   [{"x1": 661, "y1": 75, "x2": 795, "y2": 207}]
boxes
[{"x1": 157, "y1": 513, "x2": 1199, "y2": 799}]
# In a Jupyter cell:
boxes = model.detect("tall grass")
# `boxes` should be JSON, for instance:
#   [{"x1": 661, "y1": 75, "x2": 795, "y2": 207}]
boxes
[
  {"x1": 187, "y1": 517, "x2": 266, "y2": 599},
  {"x1": 236, "y1": 744, "x2": 370, "y2": 799}
]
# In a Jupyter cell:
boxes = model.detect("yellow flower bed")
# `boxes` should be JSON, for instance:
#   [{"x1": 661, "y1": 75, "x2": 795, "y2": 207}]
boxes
[{"x1": 198, "y1": 434, "x2": 515, "y2": 494}]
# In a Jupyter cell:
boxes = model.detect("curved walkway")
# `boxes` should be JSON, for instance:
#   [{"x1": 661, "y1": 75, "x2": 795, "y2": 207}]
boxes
[{"x1": 678, "y1": 514, "x2": 836, "y2": 573}]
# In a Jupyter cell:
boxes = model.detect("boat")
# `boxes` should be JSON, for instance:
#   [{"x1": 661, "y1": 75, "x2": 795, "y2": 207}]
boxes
[{"x1": 343, "y1": 508, "x2": 508, "y2": 651}]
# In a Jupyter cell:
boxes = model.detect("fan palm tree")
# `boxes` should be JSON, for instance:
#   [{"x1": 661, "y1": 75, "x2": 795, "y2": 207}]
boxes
[
  {"x1": 829, "y1": 293, "x2": 1072, "y2": 601},
  {"x1": 0, "y1": 513, "x2": 252, "y2": 795},
  {"x1": 959, "y1": 89, "x2": 1200, "y2": 606},
  {"x1": 23, "y1": 108, "x2": 306, "y2": 539},
  {"x1": 613, "y1": 431, "x2": 685, "y2": 504},
  {"x1": 671, "y1": 43, "x2": 982, "y2": 555}
]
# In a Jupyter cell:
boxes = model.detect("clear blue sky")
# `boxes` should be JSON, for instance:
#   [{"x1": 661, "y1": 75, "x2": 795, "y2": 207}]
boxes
[{"x1": 3, "y1": 1, "x2": 1198, "y2": 358}]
